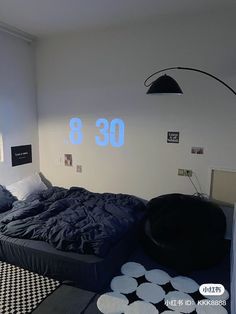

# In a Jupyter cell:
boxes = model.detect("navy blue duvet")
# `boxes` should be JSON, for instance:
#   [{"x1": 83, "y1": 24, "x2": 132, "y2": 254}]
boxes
[{"x1": 0, "y1": 187, "x2": 146, "y2": 257}]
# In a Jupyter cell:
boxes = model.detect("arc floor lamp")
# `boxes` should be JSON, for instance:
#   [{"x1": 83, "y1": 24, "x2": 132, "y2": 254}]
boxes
[
  {"x1": 144, "y1": 65, "x2": 236, "y2": 314},
  {"x1": 144, "y1": 66, "x2": 236, "y2": 96}
]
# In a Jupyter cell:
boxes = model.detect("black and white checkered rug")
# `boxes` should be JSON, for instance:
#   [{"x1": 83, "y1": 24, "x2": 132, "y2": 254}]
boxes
[{"x1": 0, "y1": 261, "x2": 60, "y2": 314}]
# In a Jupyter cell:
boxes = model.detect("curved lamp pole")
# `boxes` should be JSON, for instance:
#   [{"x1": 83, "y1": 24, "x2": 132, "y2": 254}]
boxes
[
  {"x1": 144, "y1": 66, "x2": 236, "y2": 96},
  {"x1": 144, "y1": 66, "x2": 236, "y2": 314}
]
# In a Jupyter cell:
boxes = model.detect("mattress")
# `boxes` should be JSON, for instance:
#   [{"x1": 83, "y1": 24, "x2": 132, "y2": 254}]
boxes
[{"x1": 0, "y1": 219, "x2": 142, "y2": 292}]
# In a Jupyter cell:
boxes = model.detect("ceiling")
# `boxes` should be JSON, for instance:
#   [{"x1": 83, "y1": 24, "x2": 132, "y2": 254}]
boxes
[{"x1": 0, "y1": 0, "x2": 235, "y2": 37}]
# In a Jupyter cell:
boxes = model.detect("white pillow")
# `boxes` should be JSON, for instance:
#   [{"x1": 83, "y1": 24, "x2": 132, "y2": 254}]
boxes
[{"x1": 6, "y1": 173, "x2": 47, "y2": 201}]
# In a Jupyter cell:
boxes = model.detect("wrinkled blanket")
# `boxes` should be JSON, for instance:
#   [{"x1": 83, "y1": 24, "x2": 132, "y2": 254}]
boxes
[{"x1": 0, "y1": 187, "x2": 146, "y2": 256}]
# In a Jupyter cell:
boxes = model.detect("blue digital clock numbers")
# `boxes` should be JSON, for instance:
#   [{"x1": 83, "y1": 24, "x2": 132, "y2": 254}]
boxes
[
  {"x1": 69, "y1": 118, "x2": 125, "y2": 147},
  {"x1": 95, "y1": 118, "x2": 125, "y2": 147},
  {"x1": 69, "y1": 117, "x2": 83, "y2": 144},
  {"x1": 95, "y1": 118, "x2": 109, "y2": 146}
]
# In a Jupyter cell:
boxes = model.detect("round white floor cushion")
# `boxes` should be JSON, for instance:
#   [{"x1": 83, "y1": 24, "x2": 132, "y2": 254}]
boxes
[
  {"x1": 124, "y1": 300, "x2": 159, "y2": 314},
  {"x1": 205, "y1": 289, "x2": 229, "y2": 301},
  {"x1": 97, "y1": 292, "x2": 129, "y2": 314},
  {"x1": 165, "y1": 291, "x2": 196, "y2": 313},
  {"x1": 161, "y1": 311, "x2": 181, "y2": 314},
  {"x1": 170, "y1": 276, "x2": 199, "y2": 293},
  {"x1": 136, "y1": 282, "x2": 165, "y2": 304},
  {"x1": 121, "y1": 262, "x2": 146, "y2": 278},
  {"x1": 145, "y1": 269, "x2": 171, "y2": 285},
  {"x1": 110, "y1": 275, "x2": 138, "y2": 294},
  {"x1": 196, "y1": 301, "x2": 228, "y2": 314}
]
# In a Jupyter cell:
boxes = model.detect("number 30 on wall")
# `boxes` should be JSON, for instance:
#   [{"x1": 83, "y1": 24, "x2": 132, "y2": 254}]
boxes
[{"x1": 69, "y1": 118, "x2": 125, "y2": 147}]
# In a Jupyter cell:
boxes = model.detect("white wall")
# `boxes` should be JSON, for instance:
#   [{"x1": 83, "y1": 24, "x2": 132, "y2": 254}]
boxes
[
  {"x1": 36, "y1": 12, "x2": 236, "y2": 200},
  {"x1": 0, "y1": 31, "x2": 39, "y2": 185}
]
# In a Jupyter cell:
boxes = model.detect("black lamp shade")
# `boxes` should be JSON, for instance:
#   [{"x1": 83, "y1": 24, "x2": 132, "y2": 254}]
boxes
[{"x1": 147, "y1": 74, "x2": 183, "y2": 95}]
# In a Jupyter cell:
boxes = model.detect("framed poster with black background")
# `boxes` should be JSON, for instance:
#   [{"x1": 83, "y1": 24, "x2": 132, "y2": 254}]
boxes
[
  {"x1": 167, "y1": 131, "x2": 179, "y2": 143},
  {"x1": 11, "y1": 145, "x2": 32, "y2": 167}
]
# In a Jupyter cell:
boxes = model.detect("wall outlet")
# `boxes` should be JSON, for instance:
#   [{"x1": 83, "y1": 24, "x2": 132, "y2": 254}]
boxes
[
  {"x1": 178, "y1": 169, "x2": 192, "y2": 177},
  {"x1": 76, "y1": 165, "x2": 82, "y2": 173}
]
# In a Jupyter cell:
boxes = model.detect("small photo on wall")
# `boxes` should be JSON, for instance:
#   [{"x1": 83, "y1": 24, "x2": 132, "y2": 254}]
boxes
[
  {"x1": 64, "y1": 154, "x2": 73, "y2": 166},
  {"x1": 191, "y1": 147, "x2": 204, "y2": 154}
]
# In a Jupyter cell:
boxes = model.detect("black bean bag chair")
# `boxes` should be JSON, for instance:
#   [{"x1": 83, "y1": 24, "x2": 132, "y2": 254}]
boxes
[{"x1": 143, "y1": 194, "x2": 227, "y2": 272}]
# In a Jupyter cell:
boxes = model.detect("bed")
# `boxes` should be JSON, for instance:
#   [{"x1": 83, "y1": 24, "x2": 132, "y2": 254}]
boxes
[{"x1": 0, "y1": 183, "x2": 146, "y2": 292}]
